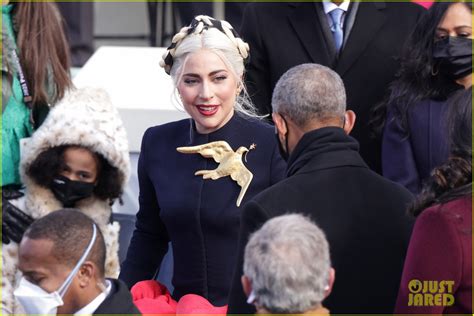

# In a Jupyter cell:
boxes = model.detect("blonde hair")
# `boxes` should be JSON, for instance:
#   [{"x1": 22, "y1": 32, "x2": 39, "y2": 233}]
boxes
[{"x1": 160, "y1": 15, "x2": 263, "y2": 118}]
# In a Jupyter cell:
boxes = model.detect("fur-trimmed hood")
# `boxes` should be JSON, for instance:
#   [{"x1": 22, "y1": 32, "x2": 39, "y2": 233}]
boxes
[{"x1": 20, "y1": 87, "x2": 130, "y2": 222}]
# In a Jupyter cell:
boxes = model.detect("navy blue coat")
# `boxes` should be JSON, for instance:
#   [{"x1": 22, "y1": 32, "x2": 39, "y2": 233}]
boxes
[
  {"x1": 382, "y1": 99, "x2": 450, "y2": 194},
  {"x1": 120, "y1": 113, "x2": 286, "y2": 306}
]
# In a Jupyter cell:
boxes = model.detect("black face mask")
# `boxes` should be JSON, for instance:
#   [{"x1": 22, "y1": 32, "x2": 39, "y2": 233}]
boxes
[
  {"x1": 433, "y1": 36, "x2": 472, "y2": 80},
  {"x1": 275, "y1": 115, "x2": 290, "y2": 162},
  {"x1": 50, "y1": 175, "x2": 95, "y2": 207}
]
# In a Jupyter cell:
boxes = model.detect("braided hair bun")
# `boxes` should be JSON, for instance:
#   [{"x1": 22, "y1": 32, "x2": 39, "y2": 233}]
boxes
[{"x1": 159, "y1": 15, "x2": 249, "y2": 75}]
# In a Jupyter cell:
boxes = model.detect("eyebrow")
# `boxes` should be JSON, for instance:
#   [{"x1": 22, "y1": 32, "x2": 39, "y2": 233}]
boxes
[
  {"x1": 436, "y1": 25, "x2": 472, "y2": 31},
  {"x1": 22, "y1": 270, "x2": 46, "y2": 278},
  {"x1": 182, "y1": 69, "x2": 228, "y2": 77}
]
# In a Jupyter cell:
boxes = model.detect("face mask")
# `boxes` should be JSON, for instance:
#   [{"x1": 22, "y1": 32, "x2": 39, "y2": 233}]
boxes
[
  {"x1": 433, "y1": 36, "x2": 472, "y2": 80},
  {"x1": 275, "y1": 133, "x2": 290, "y2": 162},
  {"x1": 275, "y1": 115, "x2": 290, "y2": 162},
  {"x1": 50, "y1": 175, "x2": 95, "y2": 207},
  {"x1": 14, "y1": 224, "x2": 98, "y2": 315}
]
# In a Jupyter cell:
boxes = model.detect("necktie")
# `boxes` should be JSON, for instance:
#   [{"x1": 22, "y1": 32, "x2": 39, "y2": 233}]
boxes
[{"x1": 329, "y1": 8, "x2": 344, "y2": 53}]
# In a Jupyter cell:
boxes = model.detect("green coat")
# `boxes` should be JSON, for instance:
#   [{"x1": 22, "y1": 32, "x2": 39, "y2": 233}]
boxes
[{"x1": 2, "y1": 4, "x2": 50, "y2": 186}]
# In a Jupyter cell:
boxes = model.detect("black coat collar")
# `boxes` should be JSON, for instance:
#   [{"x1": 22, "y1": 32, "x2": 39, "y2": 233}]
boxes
[
  {"x1": 286, "y1": 2, "x2": 387, "y2": 76},
  {"x1": 287, "y1": 127, "x2": 367, "y2": 177},
  {"x1": 186, "y1": 112, "x2": 258, "y2": 145},
  {"x1": 94, "y1": 279, "x2": 140, "y2": 315}
]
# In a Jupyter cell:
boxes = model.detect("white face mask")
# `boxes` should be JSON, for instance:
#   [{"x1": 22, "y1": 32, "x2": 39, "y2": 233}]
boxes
[{"x1": 14, "y1": 224, "x2": 98, "y2": 315}]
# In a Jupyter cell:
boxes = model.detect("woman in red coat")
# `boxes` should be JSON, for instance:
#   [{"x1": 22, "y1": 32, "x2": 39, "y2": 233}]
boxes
[{"x1": 395, "y1": 88, "x2": 472, "y2": 314}]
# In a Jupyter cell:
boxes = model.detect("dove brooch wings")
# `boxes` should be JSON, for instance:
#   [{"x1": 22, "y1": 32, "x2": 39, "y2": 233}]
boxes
[{"x1": 177, "y1": 141, "x2": 256, "y2": 207}]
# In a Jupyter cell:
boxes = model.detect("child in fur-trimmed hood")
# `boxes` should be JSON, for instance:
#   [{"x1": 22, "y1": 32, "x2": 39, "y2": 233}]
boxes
[{"x1": 1, "y1": 87, "x2": 131, "y2": 315}]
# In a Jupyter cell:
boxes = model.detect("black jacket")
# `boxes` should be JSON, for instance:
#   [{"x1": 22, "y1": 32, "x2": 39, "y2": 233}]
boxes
[
  {"x1": 94, "y1": 279, "x2": 141, "y2": 315},
  {"x1": 240, "y1": 2, "x2": 425, "y2": 172},
  {"x1": 227, "y1": 127, "x2": 414, "y2": 314}
]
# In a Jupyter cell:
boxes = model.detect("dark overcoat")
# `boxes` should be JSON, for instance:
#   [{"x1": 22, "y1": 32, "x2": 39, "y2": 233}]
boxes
[
  {"x1": 228, "y1": 127, "x2": 414, "y2": 314},
  {"x1": 240, "y1": 2, "x2": 425, "y2": 172}
]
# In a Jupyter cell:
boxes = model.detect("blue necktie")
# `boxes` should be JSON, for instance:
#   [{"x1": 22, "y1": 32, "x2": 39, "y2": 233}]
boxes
[{"x1": 329, "y1": 8, "x2": 344, "y2": 53}]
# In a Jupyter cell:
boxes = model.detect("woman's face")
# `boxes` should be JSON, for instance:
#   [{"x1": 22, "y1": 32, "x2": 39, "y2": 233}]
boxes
[
  {"x1": 435, "y1": 3, "x2": 472, "y2": 41},
  {"x1": 177, "y1": 49, "x2": 238, "y2": 134},
  {"x1": 60, "y1": 147, "x2": 99, "y2": 183}
]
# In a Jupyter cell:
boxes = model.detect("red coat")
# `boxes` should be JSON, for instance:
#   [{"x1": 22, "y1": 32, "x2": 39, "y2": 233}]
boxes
[{"x1": 395, "y1": 196, "x2": 472, "y2": 314}]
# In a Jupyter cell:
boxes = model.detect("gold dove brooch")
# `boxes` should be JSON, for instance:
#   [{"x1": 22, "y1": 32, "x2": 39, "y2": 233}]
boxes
[{"x1": 177, "y1": 141, "x2": 256, "y2": 207}]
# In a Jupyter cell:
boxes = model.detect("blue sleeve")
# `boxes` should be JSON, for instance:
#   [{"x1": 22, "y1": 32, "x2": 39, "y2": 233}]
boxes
[
  {"x1": 382, "y1": 106, "x2": 421, "y2": 194},
  {"x1": 119, "y1": 128, "x2": 170, "y2": 288}
]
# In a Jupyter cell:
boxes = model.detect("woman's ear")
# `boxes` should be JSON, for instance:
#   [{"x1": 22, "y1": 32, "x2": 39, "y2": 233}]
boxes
[
  {"x1": 343, "y1": 110, "x2": 356, "y2": 135},
  {"x1": 236, "y1": 84, "x2": 242, "y2": 96}
]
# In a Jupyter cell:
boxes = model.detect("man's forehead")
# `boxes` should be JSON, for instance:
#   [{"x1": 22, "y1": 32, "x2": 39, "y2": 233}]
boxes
[{"x1": 18, "y1": 237, "x2": 58, "y2": 272}]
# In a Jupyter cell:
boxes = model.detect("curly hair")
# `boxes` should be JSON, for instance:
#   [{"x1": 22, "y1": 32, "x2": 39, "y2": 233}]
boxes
[
  {"x1": 26, "y1": 145, "x2": 124, "y2": 203},
  {"x1": 371, "y1": 1, "x2": 472, "y2": 137},
  {"x1": 409, "y1": 87, "x2": 472, "y2": 216}
]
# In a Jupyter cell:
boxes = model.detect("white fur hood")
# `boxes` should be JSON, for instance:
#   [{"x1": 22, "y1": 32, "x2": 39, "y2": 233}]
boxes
[{"x1": 19, "y1": 87, "x2": 131, "y2": 221}]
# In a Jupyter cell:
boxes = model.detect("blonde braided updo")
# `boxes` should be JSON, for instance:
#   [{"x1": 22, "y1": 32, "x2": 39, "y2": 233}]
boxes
[
  {"x1": 159, "y1": 15, "x2": 249, "y2": 75},
  {"x1": 160, "y1": 15, "x2": 262, "y2": 119}
]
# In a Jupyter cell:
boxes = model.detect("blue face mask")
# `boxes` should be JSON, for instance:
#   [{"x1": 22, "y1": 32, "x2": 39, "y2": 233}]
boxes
[{"x1": 14, "y1": 224, "x2": 98, "y2": 315}]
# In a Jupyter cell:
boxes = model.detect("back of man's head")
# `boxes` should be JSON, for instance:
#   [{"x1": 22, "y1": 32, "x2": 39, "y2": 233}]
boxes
[
  {"x1": 24, "y1": 209, "x2": 106, "y2": 277},
  {"x1": 272, "y1": 64, "x2": 346, "y2": 127},
  {"x1": 243, "y1": 214, "x2": 332, "y2": 314}
]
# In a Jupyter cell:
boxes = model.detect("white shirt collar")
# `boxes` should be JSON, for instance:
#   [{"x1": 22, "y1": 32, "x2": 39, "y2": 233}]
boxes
[
  {"x1": 322, "y1": 0, "x2": 351, "y2": 14},
  {"x1": 74, "y1": 280, "x2": 112, "y2": 316}
]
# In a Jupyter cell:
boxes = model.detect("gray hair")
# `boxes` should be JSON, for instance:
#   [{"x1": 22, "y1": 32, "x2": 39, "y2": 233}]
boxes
[
  {"x1": 162, "y1": 16, "x2": 261, "y2": 119},
  {"x1": 243, "y1": 214, "x2": 331, "y2": 314},
  {"x1": 272, "y1": 63, "x2": 346, "y2": 126}
]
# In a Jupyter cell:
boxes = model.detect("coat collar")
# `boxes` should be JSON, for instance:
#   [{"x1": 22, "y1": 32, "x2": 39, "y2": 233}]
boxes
[
  {"x1": 335, "y1": 1, "x2": 387, "y2": 76},
  {"x1": 287, "y1": 2, "x2": 332, "y2": 66},
  {"x1": 187, "y1": 112, "x2": 258, "y2": 146},
  {"x1": 286, "y1": 2, "x2": 387, "y2": 76},
  {"x1": 286, "y1": 126, "x2": 367, "y2": 177}
]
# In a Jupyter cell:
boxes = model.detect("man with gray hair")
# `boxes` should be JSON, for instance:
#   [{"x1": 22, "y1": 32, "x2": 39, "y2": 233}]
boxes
[
  {"x1": 242, "y1": 214, "x2": 334, "y2": 314},
  {"x1": 228, "y1": 64, "x2": 414, "y2": 314}
]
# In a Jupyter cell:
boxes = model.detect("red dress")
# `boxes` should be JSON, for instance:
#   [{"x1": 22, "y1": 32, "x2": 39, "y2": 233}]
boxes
[{"x1": 395, "y1": 196, "x2": 472, "y2": 314}]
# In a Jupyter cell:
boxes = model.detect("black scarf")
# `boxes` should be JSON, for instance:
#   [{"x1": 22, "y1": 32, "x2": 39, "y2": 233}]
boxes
[{"x1": 287, "y1": 127, "x2": 360, "y2": 177}]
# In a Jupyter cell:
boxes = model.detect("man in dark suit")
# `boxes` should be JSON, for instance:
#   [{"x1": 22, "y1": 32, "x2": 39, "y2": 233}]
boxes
[
  {"x1": 227, "y1": 64, "x2": 414, "y2": 314},
  {"x1": 240, "y1": 1, "x2": 425, "y2": 173}
]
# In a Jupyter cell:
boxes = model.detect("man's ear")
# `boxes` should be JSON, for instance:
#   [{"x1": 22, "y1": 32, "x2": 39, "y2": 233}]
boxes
[
  {"x1": 324, "y1": 268, "x2": 336, "y2": 298},
  {"x1": 272, "y1": 112, "x2": 287, "y2": 137},
  {"x1": 343, "y1": 110, "x2": 356, "y2": 135},
  {"x1": 77, "y1": 261, "x2": 96, "y2": 288},
  {"x1": 241, "y1": 275, "x2": 252, "y2": 298}
]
